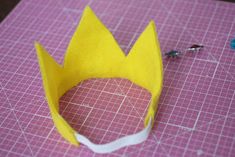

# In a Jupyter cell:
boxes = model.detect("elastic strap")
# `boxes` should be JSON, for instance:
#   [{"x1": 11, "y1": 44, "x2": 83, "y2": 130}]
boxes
[{"x1": 75, "y1": 118, "x2": 152, "y2": 154}]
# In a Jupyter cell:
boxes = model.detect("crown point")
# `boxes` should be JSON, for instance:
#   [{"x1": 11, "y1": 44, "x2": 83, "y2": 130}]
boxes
[
  {"x1": 34, "y1": 41, "x2": 40, "y2": 48},
  {"x1": 84, "y1": 5, "x2": 94, "y2": 15},
  {"x1": 151, "y1": 20, "x2": 155, "y2": 26},
  {"x1": 34, "y1": 42, "x2": 48, "y2": 57},
  {"x1": 34, "y1": 42, "x2": 43, "y2": 54},
  {"x1": 150, "y1": 20, "x2": 155, "y2": 25},
  {"x1": 148, "y1": 20, "x2": 156, "y2": 31},
  {"x1": 84, "y1": 5, "x2": 91, "y2": 11}
]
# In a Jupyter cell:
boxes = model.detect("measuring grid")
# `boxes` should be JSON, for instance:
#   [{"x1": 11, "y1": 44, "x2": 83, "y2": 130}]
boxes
[{"x1": 0, "y1": 0, "x2": 235, "y2": 156}]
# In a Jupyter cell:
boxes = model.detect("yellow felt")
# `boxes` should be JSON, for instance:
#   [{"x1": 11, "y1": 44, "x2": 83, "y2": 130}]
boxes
[
  {"x1": 35, "y1": 43, "x2": 78, "y2": 145},
  {"x1": 35, "y1": 6, "x2": 163, "y2": 146}
]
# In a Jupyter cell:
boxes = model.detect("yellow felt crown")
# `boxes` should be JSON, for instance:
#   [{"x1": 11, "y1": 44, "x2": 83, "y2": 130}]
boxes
[{"x1": 35, "y1": 6, "x2": 163, "y2": 146}]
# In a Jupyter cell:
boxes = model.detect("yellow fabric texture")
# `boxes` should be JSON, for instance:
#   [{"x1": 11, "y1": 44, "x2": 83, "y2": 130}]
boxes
[{"x1": 35, "y1": 6, "x2": 163, "y2": 146}]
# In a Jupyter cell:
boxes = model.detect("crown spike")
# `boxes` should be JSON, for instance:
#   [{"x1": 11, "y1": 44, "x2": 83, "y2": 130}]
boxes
[
  {"x1": 126, "y1": 21, "x2": 162, "y2": 94},
  {"x1": 124, "y1": 21, "x2": 163, "y2": 126},
  {"x1": 35, "y1": 42, "x2": 78, "y2": 145},
  {"x1": 64, "y1": 6, "x2": 125, "y2": 77},
  {"x1": 35, "y1": 42, "x2": 63, "y2": 107}
]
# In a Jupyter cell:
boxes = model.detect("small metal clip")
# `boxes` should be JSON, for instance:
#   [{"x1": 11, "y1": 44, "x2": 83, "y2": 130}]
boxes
[
  {"x1": 165, "y1": 50, "x2": 182, "y2": 58},
  {"x1": 187, "y1": 44, "x2": 204, "y2": 52}
]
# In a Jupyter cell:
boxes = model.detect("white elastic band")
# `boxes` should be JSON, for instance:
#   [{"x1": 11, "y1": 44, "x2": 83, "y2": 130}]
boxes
[{"x1": 75, "y1": 118, "x2": 152, "y2": 154}]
